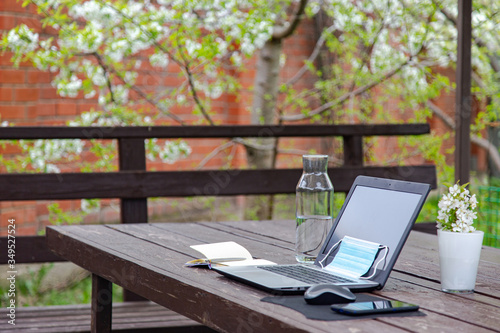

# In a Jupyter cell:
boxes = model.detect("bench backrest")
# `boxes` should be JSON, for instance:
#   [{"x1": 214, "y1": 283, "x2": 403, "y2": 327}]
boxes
[{"x1": 0, "y1": 124, "x2": 437, "y2": 264}]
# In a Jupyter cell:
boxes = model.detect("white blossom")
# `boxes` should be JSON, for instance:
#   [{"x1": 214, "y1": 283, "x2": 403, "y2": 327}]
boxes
[
  {"x1": 158, "y1": 140, "x2": 192, "y2": 164},
  {"x1": 6, "y1": 24, "x2": 39, "y2": 54},
  {"x1": 85, "y1": 90, "x2": 97, "y2": 99},
  {"x1": 96, "y1": 93, "x2": 105, "y2": 105},
  {"x1": 25, "y1": 139, "x2": 84, "y2": 173},
  {"x1": 470, "y1": 194, "x2": 478, "y2": 209},
  {"x1": 437, "y1": 183, "x2": 478, "y2": 233},
  {"x1": 81, "y1": 199, "x2": 100, "y2": 213},
  {"x1": 146, "y1": 138, "x2": 191, "y2": 164},
  {"x1": 449, "y1": 184, "x2": 460, "y2": 195},
  {"x1": 150, "y1": 53, "x2": 169, "y2": 68},
  {"x1": 112, "y1": 85, "x2": 129, "y2": 105},
  {"x1": 230, "y1": 52, "x2": 243, "y2": 66},
  {"x1": 185, "y1": 39, "x2": 202, "y2": 56}
]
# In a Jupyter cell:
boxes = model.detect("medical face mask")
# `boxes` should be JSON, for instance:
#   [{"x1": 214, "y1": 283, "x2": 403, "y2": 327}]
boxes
[{"x1": 320, "y1": 236, "x2": 388, "y2": 279}]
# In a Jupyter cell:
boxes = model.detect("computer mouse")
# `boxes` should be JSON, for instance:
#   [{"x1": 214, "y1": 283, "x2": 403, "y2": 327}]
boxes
[{"x1": 304, "y1": 284, "x2": 357, "y2": 305}]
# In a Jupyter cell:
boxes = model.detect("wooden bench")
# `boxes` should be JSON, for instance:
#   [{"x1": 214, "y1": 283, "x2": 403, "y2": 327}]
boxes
[
  {"x1": 7, "y1": 301, "x2": 215, "y2": 333},
  {"x1": 0, "y1": 124, "x2": 437, "y2": 333}
]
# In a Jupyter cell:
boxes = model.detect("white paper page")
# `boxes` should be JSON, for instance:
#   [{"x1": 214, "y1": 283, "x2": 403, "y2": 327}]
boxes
[
  {"x1": 222, "y1": 259, "x2": 276, "y2": 266},
  {"x1": 190, "y1": 241, "x2": 253, "y2": 261}
]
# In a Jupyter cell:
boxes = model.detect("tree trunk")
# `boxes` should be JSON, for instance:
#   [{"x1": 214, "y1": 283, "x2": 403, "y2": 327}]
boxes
[
  {"x1": 245, "y1": 39, "x2": 282, "y2": 219},
  {"x1": 244, "y1": 0, "x2": 308, "y2": 219},
  {"x1": 247, "y1": 39, "x2": 282, "y2": 167}
]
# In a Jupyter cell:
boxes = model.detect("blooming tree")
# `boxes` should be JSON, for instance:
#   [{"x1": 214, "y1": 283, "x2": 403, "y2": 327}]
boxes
[
  {"x1": 2, "y1": 0, "x2": 499, "y2": 172},
  {"x1": 5, "y1": 0, "x2": 276, "y2": 123},
  {"x1": 1, "y1": 0, "x2": 280, "y2": 173},
  {"x1": 277, "y1": 0, "x2": 499, "y2": 179}
]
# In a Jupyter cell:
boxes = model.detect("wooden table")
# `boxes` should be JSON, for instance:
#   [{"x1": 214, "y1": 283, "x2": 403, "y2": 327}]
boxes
[{"x1": 46, "y1": 220, "x2": 500, "y2": 333}]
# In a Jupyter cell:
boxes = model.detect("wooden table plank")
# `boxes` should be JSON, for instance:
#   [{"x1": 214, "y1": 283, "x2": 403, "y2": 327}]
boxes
[
  {"x1": 109, "y1": 222, "x2": 293, "y2": 264},
  {"x1": 187, "y1": 221, "x2": 500, "y2": 332},
  {"x1": 47, "y1": 224, "x2": 406, "y2": 333},
  {"x1": 212, "y1": 219, "x2": 296, "y2": 244},
  {"x1": 46, "y1": 221, "x2": 500, "y2": 333},
  {"x1": 108, "y1": 223, "x2": 408, "y2": 332},
  {"x1": 151, "y1": 222, "x2": 296, "y2": 263},
  {"x1": 396, "y1": 231, "x2": 500, "y2": 298},
  {"x1": 376, "y1": 275, "x2": 500, "y2": 331}
]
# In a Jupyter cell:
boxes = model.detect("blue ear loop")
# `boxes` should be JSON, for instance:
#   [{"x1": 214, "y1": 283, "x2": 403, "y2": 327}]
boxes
[{"x1": 318, "y1": 237, "x2": 388, "y2": 279}]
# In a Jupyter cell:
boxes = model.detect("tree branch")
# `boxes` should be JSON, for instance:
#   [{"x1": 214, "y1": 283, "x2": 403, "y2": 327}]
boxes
[
  {"x1": 281, "y1": 59, "x2": 410, "y2": 121},
  {"x1": 97, "y1": 0, "x2": 213, "y2": 125},
  {"x1": 174, "y1": 33, "x2": 215, "y2": 126},
  {"x1": 85, "y1": 52, "x2": 185, "y2": 124},
  {"x1": 347, "y1": 21, "x2": 386, "y2": 94},
  {"x1": 282, "y1": 6, "x2": 434, "y2": 123},
  {"x1": 92, "y1": 52, "x2": 116, "y2": 104},
  {"x1": 196, "y1": 140, "x2": 236, "y2": 169},
  {"x1": 432, "y1": 0, "x2": 500, "y2": 72},
  {"x1": 427, "y1": 100, "x2": 500, "y2": 172},
  {"x1": 272, "y1": 0, "x2": 309, "y2": 40},
  {"x1": 184, "y1": 62, "x2": 215, "y2": 125},
  {"x1": 426, "y1": 100, "x2": 454, "y2": 128},
  {"x1": 286, "y1": 24, "x2": 337, "y2": 86}
]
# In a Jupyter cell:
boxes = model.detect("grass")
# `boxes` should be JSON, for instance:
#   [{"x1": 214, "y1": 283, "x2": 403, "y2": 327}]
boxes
[
  {"x1": 477, "y1": 186, "x2": 500, "y2": 248},
  {"x1": 416, "y1": 192, "x2": 439, "y2": 223},
  {"x1": 0, "y1": 264, "x2": 123, "y2": 308}
]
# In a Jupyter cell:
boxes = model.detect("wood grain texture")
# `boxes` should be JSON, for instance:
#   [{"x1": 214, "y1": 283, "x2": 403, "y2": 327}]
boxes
[
  {"x1": 118, "y1": 138, "x2": 148, "y2": 226},
  {"x1": 343, "y1": 135, "x2": 363, "y2": 166},
  {"x1": 46, "y1": 225, "x2": 399, "y2": 333},
  {"x1": 46, "y1": 221, "x2": 500, "y2": 333},
  {"x1": 91, "y1": 274, "x2": 112, "y2": 333},
  {"x1": 0, "y1": 301, "x2": 214, "y2": 333},
  {"x1": 0, "y1": 124, "x2": 430, "y2": 140},
  {"x1": 0, "y1": 165, "x2": 437, "y2": 201},
  {"x1": 0, "y1": 123, "x2": 437, "y2": 268},
  {"x1": 0, "y1": 236, "x2": 64, "y2": 264}
]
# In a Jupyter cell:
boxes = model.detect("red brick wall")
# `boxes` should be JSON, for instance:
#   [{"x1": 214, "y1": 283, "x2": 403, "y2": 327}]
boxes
[
  {"x1": 0, "y1": 2, "x2": 322, "y2": 235},
  {"x1": 0, "y1": 0, "x2": 97, "y2": 126}
]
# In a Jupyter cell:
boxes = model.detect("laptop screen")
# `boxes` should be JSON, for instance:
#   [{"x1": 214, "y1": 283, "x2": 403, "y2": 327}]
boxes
[{"x1": 320, "y1": 185, "x2": 423, "y2": 274}]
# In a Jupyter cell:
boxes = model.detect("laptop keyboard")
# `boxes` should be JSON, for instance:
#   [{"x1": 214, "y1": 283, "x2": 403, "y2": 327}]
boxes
[{"x1": 259, "y1": 265, "x2": 356, "y2": 284}]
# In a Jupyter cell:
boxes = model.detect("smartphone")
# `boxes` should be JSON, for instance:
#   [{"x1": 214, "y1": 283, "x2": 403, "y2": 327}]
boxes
[{"x1": 331, "y1": 300, "x2": 419, "y2": 316}]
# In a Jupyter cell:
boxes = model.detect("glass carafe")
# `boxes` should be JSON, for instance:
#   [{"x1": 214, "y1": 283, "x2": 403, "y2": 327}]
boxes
[{"x1": 295, "y1": 155, "x2": 334, "y2": 263}]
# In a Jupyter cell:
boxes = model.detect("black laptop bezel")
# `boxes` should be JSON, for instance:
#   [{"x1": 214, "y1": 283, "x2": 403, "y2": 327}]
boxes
[{"x1": 314, "y1": 175, "x2": 431, "y2": 289}]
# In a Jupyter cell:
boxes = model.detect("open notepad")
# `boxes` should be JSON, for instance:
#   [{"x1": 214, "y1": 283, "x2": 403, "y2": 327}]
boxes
[{"x1": 185, "y1": 241, "x2": 276, "y2": 267}]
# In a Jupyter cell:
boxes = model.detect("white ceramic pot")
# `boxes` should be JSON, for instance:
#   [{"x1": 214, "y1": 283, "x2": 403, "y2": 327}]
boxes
[{"x1": 438, "y1": 229, "x2": 484, "y2": 293}]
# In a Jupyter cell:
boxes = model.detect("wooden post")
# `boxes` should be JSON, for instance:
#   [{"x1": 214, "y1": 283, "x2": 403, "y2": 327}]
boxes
[
  {"x1": 118, "y1": 138, "x2": 148, "y2": 223},
  {"x1": 455, "y1": 0, "x2": 472, "y2": 184},
  {"x1": 343, "y1": 136, "x2": 363, "y2": 166},
  {"x1": 91, "y1": 274, "x2": 112, "y2": 333},
  {"x1": 118, "y1": 138, "x2": 147, "y2": 302}
]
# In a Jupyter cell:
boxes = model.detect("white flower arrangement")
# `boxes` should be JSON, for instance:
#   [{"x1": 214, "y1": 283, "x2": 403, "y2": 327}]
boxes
[{"x1": 437, "y1": 183, "x2": 478, "y2": 233}]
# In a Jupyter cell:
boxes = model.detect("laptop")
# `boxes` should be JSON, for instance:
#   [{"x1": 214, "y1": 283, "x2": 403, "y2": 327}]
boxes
[{"x1": 213, "y1": 175, "x2": 431, "y2": 293}]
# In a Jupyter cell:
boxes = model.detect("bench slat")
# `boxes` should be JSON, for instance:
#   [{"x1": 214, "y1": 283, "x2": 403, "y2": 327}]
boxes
[
  {"x1": 0, "y1": 165, "x2": 436, "y2": 201},
  {"x1": 1, "y1": 301, "x2": 215, "y2": 333},
  {"x1": 0, "y1": 124, "x2": 430, "y2": 140}
]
